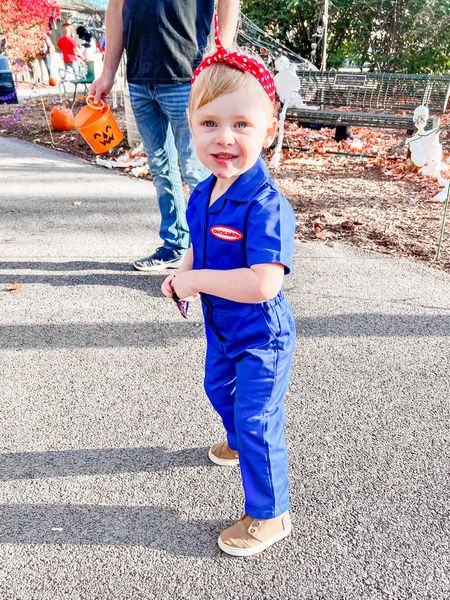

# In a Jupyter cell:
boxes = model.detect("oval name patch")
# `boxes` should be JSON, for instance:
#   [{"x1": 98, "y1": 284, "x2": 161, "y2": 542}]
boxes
[{"x1": 210, "y1": 225, "x2": 243, "y2": 242}]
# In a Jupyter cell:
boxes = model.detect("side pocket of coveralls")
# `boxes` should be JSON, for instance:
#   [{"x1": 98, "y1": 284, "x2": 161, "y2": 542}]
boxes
[
  {"x1": 260, "y1": 303, "x2": 282, "y2": 341},
  {"x1": 261, "y1": 301, "x2": 295, "y2": 350}
]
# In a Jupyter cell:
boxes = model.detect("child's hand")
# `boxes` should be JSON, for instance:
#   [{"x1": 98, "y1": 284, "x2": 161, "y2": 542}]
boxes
[
  {"x1": 171, "y1": 272, "x2": 200, "y2": 302},
  {"x1": 161, "y1": 274, "x2": 175, "y2": 299},
  {"x1": 161, "y1": 273, "x2": 200, "y2": 302}
]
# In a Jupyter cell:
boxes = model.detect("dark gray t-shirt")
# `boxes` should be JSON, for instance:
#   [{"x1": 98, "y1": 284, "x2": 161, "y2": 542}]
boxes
[{"x1": 123, "y1": 0, "x2": 214, "y2": 84}]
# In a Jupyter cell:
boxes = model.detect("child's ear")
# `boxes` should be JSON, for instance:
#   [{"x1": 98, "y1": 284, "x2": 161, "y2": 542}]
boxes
[{"x1": 262, "y1": 116, "x2": 278, "y2": 148}]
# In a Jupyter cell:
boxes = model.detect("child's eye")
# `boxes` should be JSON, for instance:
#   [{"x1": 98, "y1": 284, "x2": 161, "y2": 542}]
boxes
[
  {"x1": 201, "y1": 120, "x2": 216, "y2": 128},
  {"x1": 235, "y1": 121, "x2": 248, "y2": 129}
]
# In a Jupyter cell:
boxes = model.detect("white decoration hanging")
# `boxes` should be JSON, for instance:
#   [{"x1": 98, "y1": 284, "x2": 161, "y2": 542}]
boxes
[
  {"x1": 407, "y1": 105, "x2": 449, "y2": 201},
  {"x1": 271, "y1": 57, "x2": 306, "y2": 169}
]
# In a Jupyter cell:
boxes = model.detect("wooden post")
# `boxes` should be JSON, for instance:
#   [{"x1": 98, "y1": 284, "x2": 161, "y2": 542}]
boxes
[
  {"x1": 320, "y1": 0, "x2": 329, "y2": 72},
  {"x1": 37, "y1": 86, "x2": 55, "y2": 147},
  {"x1": 436, "y1": 183, "x2": 450, "y2": 261}
]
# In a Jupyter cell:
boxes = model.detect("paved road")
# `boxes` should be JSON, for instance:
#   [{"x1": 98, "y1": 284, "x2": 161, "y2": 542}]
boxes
[{"x1": 0, "y1": 137, "x2": 449, "y2": 600}]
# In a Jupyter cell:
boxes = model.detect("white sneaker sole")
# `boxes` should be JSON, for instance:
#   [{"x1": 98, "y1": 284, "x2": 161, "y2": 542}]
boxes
[
  {"x1": 208, "y1": 448, "x2": 239, "y2": 467},
  {"x1": 218, "y1": 524, "x2": 292, "y2": 557},
  {"x1": 133, "y1": 258, "x2": 184, "y2": 272}
]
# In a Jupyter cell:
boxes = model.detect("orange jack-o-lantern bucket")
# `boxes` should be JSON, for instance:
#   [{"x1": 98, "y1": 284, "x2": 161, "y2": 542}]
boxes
[{"x1": 72, "y1": 96, "x2": 123, "y2": 154}]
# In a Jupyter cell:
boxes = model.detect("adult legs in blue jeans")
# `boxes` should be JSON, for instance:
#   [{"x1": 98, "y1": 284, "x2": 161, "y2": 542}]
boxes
[{"x1": 128, "y1": 82, "x2": 208, "y2": 269}]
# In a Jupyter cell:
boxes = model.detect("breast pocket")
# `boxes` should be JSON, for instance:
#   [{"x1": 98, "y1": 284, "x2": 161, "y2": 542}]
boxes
[{"x1": 206, "y1": 226, "x2": 246, "y2": 270}]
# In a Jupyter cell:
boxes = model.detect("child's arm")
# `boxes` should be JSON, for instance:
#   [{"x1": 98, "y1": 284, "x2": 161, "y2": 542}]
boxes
[
  {"x1": 177, "y1": 247, "x2": 194, "y2": 273},
  {"x1": 170, "y1": 263, "x2": 285, "y2": 304}
]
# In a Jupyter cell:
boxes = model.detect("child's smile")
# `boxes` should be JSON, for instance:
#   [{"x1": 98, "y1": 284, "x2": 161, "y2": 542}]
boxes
[
  {"x1": 212, "y1": 151, "x2": 239, "y2": 167},
  {"x1": 190, "y1": 81, "x2": 277, "y2": 192}
]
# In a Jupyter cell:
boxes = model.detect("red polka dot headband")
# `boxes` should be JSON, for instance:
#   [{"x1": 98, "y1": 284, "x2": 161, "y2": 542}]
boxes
[{"x1": 192, "y1": 14, "x2": 276, "y2": 104}]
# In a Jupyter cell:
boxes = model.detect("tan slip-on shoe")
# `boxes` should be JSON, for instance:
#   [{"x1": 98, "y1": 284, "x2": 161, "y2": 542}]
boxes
[
  {"x1": 218, "y1": 512, "x2": 291, "y2": 557},
  {"x1": 208, "y1": 441, "x2": 239, "y2": 466}
]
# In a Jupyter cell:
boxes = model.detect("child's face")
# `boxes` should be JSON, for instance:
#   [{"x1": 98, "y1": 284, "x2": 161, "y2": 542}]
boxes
[{"x1": 190, "y1": 81, "x2": 277, "y2": 184}]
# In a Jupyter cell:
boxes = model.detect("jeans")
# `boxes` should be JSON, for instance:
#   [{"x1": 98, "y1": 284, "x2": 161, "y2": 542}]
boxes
[
  {"x1": 64, "y1": 62, "x2": 79, "y2": 77},
  {"x1": 43, "y1": 56, "x2": 52, "y2": 78},
  {"x1": 128, "y1": 82, "x2": 209, "y2": 252}
]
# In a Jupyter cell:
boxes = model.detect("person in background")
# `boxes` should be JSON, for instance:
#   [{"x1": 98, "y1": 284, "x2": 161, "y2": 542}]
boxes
[
  {"x1": 97, "y1": 34, "x2": 106, "y2": 56},
  {"x1": 57, "y1": 22, "x2": 85, "y2": 76},
  {"x1": 90, "y1": 1, "x2": 240, "y2": 271},
  {"x1": 76, "y1": 25, "x2": 97, "y2": 61},
  {"x1": 39, "y1": 34, "x2": 55, "y2": 82}
]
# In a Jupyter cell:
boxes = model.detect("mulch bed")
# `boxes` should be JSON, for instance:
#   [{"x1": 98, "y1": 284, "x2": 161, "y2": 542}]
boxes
[{"x1": 1, "y1": 95, "x2": 449, "y2": 273}]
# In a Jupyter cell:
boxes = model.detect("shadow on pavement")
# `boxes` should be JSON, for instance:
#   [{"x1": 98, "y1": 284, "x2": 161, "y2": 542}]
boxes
[
  {"x1": 0, "y1": 261, "x2": 134, "y2": 271},
  {"x1": 0, "y1": 273, "x2": 164, "y2": 296},
  {"x1": 0, "y1": 261, "x2": 167, "y2": 297},
  {"x1": 0, "y1": 446, "x2": 225, "y2": 556},
  {"x1": 296, "y1": 314, "x2": 450, "y2": 337},
  {"x1": 0, "y1": 503, "x2": 224, "y2": 556},
  {"x1": 0, "y1": 321, "x2": 203, "y2": 347},
  {"x1": 0, "y1": 446, "x2": 210, "y2": 480},
  {"x1": 0, "y1": 314, "x2": 448, "y2": 350}
]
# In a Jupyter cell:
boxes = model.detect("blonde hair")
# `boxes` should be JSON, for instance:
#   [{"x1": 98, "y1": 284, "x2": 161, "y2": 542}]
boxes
[{"x1": 189, "y1": 61, "x2": 274, "y2": 117}]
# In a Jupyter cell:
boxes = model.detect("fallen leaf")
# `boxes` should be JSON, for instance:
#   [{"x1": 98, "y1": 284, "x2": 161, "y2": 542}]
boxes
[
  {"x1": 341, "y1": 219, "x2": 356, "y2": 230},
  {"x1": 5, "y1": 283, "x2": 23, "y2": 292},
  {"x1": 312, "y1": 220, "x2": 326, "y2": 230},
  {"x1": 315, "y1": 227, "x2": 329, "y2": 239}
]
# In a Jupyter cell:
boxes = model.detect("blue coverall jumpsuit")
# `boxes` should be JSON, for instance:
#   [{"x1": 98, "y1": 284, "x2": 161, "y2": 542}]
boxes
[{"x1": 186, "y1": 158, "x2": 297, "y2": 519}]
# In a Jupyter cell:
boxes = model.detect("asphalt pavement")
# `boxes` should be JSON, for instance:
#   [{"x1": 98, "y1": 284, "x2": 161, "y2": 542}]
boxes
[{"x1": 0, "y1": 136, "x2": 449, "y2": 600}]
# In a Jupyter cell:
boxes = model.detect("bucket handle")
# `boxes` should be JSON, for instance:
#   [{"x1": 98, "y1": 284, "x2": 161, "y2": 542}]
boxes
[{"x1": 71, "y1": 95, "x2": 106, "y2": 113}]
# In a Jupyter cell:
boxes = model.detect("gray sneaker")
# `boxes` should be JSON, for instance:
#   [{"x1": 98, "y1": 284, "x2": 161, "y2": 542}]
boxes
[{"x1": 133, "y1": 246, "x2": 185, "y2": 271}]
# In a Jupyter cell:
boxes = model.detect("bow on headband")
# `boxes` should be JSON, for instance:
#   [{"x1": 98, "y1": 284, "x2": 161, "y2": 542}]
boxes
[{"x1": 192, "y1": 15, "x2": 276, "y2": 104}]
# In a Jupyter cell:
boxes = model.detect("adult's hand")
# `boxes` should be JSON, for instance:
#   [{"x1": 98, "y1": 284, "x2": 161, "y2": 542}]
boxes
[{"x1": 89, "y1": 74, "x2": 115, "y2": 104}]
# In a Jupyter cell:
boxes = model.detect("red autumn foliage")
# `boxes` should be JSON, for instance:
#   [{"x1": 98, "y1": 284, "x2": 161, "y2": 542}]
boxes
[{"x1": 0, "y1": 0, "x2": 60, "y2": 67}]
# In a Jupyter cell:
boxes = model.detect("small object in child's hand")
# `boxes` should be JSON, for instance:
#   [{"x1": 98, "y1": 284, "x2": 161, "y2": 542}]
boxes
[{"x1": 169, "y1": 279, "x2": 189, "y2": 319}]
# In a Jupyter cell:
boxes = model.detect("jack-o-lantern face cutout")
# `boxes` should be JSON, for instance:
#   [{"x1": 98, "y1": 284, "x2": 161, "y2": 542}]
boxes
[{"x1": 93, "y1": 125, "x2": 115, "y2": 146}]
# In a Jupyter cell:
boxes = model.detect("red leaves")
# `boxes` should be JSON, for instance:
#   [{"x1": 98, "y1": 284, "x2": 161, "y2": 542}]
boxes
[{"x1": 0, "y1": 0, "x2": 60, "y2": 66}]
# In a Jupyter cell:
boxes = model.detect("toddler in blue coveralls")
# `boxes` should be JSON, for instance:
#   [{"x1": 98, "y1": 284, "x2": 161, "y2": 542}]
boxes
[{"x1": 161, "y1": 20, "x2": 296, "y2": 557}]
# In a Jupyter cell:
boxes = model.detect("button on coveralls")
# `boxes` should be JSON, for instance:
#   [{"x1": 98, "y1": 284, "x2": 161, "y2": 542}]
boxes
[{"x1": 186, "y1": 158, "x2": 296, "y2": 519}]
